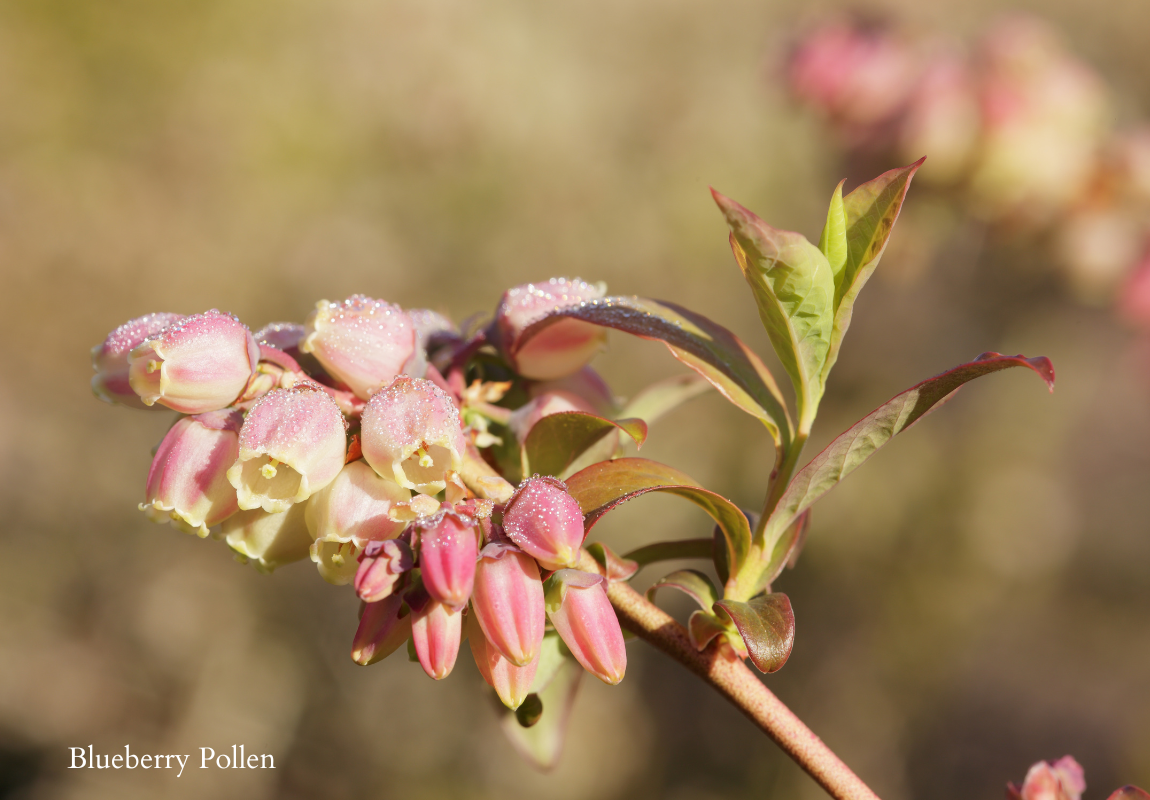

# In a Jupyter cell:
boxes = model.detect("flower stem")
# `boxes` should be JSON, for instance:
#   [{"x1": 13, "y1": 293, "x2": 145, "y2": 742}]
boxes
[
  {"x1": 758, "y1": 427, "x2": 809, "y2": 536},
  {"x1": 606, "y1": 580, "x2": 881, "y2": 800}
]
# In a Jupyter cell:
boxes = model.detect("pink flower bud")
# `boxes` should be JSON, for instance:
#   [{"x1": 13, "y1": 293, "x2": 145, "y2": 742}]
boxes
[
  {"x1": 1013, "y1": 756, "x2": 1086, "y2": 800},
  {"x1": 409, "y1": 592, "x2": 462, "y2": 680},
  {"x1": 466, "y1": 611, "x2": 537, "y2": 710},
  {"x1": 502, "y1": 476, "x2": 586, "y2": 570},
  {"x1": 299, "y1": 295, "x2": 416, "y2": 400},
  {"x1": 470, "y1": 542, "x2": 545, "y2": 667},
  {"x1": 227, "y1": 383, "x2": 347, "y2": 513},
  {"x1": 310, "y1": 539, "x2": 362, "y2": 585},
  {"x1": 544, "y1": 570, "x2": 626, "y2": 685},
  {"x1": 220, "y1": 504, "x2": 313, "y2": 572},
  {"x1": 360, "y1": 376, "x2": 466, "y2": 495},
  {"x1": 140, "y1": 409, "x2": 243, "y2": 537},
  {"x1": 497, "y1": 278, "x2": 608, "y2": 380},
  {"x1": 414, "y1": 509, "x2": 478, "y2": 610},
  {"x1": 351, "y1": 594, "x2": 411, "y2": 666},
  {"x1": 354, "y1": 537, "x2": 414, "y2": 602},
  {"x1": 91, "y1": 312, "x2": 183, "y2": 408},
  {"x1": 128, "y1": 309, "x2": 259, "y2": 414},
  {"x1": 304, "y1": 460, "x2": 411, "y2": 548}
]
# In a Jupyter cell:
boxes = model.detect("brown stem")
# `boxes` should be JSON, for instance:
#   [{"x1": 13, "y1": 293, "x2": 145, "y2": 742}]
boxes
[{"x1": 606, "y1": 580, "x2": 881, "y2": 800}]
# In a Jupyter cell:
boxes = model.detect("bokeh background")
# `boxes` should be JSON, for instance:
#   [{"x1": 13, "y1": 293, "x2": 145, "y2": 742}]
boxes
[{"x1": 2, "y1": 0, "x2": 1148, "y2": 798}]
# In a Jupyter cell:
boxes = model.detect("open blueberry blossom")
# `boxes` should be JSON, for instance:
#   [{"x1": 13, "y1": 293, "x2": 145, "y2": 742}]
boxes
[{"x1": 92, "y1": 163, "x2": 1089, "y2": 798}]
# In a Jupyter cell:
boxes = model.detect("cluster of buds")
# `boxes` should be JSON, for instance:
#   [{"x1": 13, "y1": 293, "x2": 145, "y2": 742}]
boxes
[
  {"x1": 785, "y1": 14, "x2": 1150, "y2": 309},
  {"x1": 92, "y1": 278, "x2": 628, "y2": 724}
]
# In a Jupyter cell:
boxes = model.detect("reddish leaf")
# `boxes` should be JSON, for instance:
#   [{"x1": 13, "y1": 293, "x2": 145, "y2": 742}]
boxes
[
  {"x1": 516, "y1": 296, "x2": 791, "y2": 447},
  {"x1": 585, "y1": 542, "x2": 639, "y2": 582},
  {"x1": 524, "y1": 411, "x2": 647, "y2": 477},
  {"x1": 758, "y1": 353, "x2": 1055, "y2": 565},
  {"x1": 646, "y1": 569, "x2": 718, "y2": 611},
  {"x1": 566, "y1": 458, "x2": 752, "y2": 579},
  {"x1": 714, "y1": 594, "x2": 795, "y2": 673},
  {"x1": 688, "y1": 610, "x2": 730, "y2": 652}
]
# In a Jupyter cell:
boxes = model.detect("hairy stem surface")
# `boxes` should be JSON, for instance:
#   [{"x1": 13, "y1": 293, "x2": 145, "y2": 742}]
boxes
[{"x1": 606, "y1": 580, "x2": 880, "y2": 800}]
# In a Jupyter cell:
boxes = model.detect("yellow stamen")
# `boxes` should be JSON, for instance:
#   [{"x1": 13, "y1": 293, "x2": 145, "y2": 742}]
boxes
[
  {"x1": 416, "y1": 447, "x2": 434, "y2": 469},
  {"x1": 261, "y1": 459, "x2": 279, "y2": 479},
  {"x1": 146, "y1": 359, "x2": 161, "y2": 374}
]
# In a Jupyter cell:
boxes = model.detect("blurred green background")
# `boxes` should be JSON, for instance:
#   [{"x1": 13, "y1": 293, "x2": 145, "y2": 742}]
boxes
[{"x1": 2, "y1": 0, "x2": 1148, "y2": 798}]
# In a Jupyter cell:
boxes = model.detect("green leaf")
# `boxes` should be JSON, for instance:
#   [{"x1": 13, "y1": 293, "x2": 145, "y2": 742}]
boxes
[
  {"x1": 516, "y1": 296, "x2": 791, "y2": 448},
  {"x1": 822, "y1": 158, "x2": 924, "y2": 384},
  {"x1": 712, "y1": 189, "x2": 836, "y2": 425},
  {"x1": 760, "y1": 353, "x2": 1056, "y2": 557},
  {"x1": 565, "y1": 457, "x2": 752, "y2": 583},
  {"x1": 818, "y1": 180, "x2": 848, "y2": 287},
  {"x1": 714, "y1": 594, "x2": 795, "y2": 673},
  {"x1": 621, "y1": 373, "x2": 711, "y2": 425},
  {"x1": 500, "y1": 645, "x2": 583, "y2": 771},
  {"x1": 758, "y1": 510, "x2": 810, "y2": 592},
  {"x1": 523, "y1": 411, "x2": 647, "y2": 478},
  {"x1": 646, "y1": 569, "x2": 718, "y2": 611}
]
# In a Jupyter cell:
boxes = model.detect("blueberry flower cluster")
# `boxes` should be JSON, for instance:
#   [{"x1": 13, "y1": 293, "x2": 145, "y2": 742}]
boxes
[
  {"x1": 92, "y1": 280, "x2": 627, "y2": 718},
  {"x1": 92, "y1": 168, "x2": 1074, "y2": 793}
]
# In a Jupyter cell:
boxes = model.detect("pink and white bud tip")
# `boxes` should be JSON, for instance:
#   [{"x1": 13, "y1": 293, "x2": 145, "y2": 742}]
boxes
[
  {"x1": 360, "y1": 376, "x2": 466, "y2": 495},
  {"x1": 128, "y1": 309, "x2": 259, "y2": 414},
  {"x1": 227, "y1": 383, "x2": 347, "y2": 513},
  {"x1": 299, "y1": 295, "x2": 416, "y2": 400},
  {"x1": 497, "y1": 278, "x2": 608, "y2": 380},
  {"x1": 501, "y1": 475, "x2": 586, "y2": 570}
]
